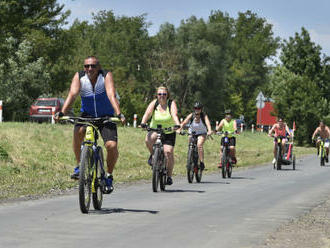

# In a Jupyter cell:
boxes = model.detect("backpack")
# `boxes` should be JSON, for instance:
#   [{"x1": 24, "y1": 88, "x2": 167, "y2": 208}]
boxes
[
  {"x1": 189, "y1": 112, "x2": 206, "y2": 126},
  {"x1": 153, "y1": 99, "x2": 172, "y2": 114}
]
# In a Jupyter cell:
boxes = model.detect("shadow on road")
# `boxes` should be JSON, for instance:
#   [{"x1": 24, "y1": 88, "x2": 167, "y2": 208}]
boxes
[
  {"x1": 89, "y1": 208, "x2": 159, "y2": 215},
  {"x1": 229, "y1": 176, "x2": 255, "y2": 180},
  {"x1": 163, "y1": 189, "x2": 205, "y2": 193},
  {"x1": 199, "y1": 181, "x2": 230, "y2": 184}
]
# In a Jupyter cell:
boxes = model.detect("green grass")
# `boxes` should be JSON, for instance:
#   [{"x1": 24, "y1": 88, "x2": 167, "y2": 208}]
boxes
[{"x1": 0, "y1": 122, "x2": 314, "y2": 200}]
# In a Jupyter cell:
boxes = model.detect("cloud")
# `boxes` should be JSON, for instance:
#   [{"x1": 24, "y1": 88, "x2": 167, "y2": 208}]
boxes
[{"x1": 309, "y1": 29, "x2": 330, "y2": 56}]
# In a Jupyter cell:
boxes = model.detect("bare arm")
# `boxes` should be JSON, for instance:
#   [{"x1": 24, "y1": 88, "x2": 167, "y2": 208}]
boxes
[
  {"x1": 170, "y1": 100, "x2": 180, "y2": 126},
  {"x1": 180, "y1": 113, "x2": 193, "y2": 128},
  {"x1": 268, "y1": 124, "x2": 276, "y2": 136},
  {"x1": 141, "y1": 99, "x2": 157, "y2": 124},
  {"x1": 104, "y1": 72, "x2": 121, "y2": 116},
  {"x1": 61, "y1": 72, "x2": 80, "y2": 115},
  {"x1": 312, "y1": 127, "x2": 319, "y2": 140},
  {"x1": 285, "y1": 124, "x2": 291, "y2": 136},
  {"x1": 216, "y1": 119, "x2": 224, "y2": 132},
  {"x1": 204, "y1": 114, "x2": 213, "y2": 135},
  {"x1": 233, "y1": 120, "x2": 237, "y2": 132}
]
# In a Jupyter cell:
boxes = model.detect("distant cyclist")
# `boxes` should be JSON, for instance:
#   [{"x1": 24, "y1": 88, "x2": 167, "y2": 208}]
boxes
[
  {"x1": 268, "y1": 117, "x2": 291, "y2": 165},
  {"x1": 140, "y1": 86, "x2": 181, "y2": 185},
  {"x1": 215, "y1": 110, "x2": 238, "y2": 168},
  {"x1": 180, "y1": 102, "x2": 212, "y2": 170},
  {"x1": 312, "y1": 120, "x2": 330, "y2": 162},
  {"x1": 55, "y1": 56, "x2": 125, "y2": 194}
]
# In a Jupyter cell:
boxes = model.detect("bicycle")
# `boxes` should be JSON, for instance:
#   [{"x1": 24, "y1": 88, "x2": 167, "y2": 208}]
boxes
[
  {"x1": 60, "y1": 116, "x2": 120, "y2": 213},
  {"x1": 272, "y1": 135, "x2": 288, "y2": 170},
  {"x1": 216, "y1": 131, "x2": 236, "y2": 178},
  {"x1": 317, "y1": 137, "x2": 328, "y2": 166},
  {"x1": 143, "y1": 124, "x2": 178, "y2": 192},
  {"x1": 181, "y1": 130, "x2": 203, "y2": 183}
]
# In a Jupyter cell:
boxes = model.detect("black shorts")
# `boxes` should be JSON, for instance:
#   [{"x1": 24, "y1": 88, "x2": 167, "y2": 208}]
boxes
[
  {"x1": 221, "y1": 136, "x2": 236, "y2": 146},
  {"x1": 162, "y1": 132, "x2": 176, "y2": 147},
  {"x1": 74, "y1": 113, "x2": 118, "y2": 143}
]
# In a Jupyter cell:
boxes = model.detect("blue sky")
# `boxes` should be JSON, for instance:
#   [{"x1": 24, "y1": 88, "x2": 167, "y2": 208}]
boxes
[{"x1": 58, "y1": 0, "x2": 330, "y2": 56}]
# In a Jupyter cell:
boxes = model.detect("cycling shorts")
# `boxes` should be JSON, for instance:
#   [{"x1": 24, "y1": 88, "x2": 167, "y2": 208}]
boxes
[
  {"x1": 74, "y1": 113, "x2": 118, "y2": 143},
  {"x1": 221, "y1": 137, "x2": 236, "y2": 147}
]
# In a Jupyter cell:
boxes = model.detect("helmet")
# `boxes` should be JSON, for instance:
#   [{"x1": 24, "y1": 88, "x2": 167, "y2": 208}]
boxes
[
  {"x1": 194, "y1": 102, "x2": 203, "y2": 109},
  {"x1": 224, "y1": 109, "x2": 231, "y2": 115}
]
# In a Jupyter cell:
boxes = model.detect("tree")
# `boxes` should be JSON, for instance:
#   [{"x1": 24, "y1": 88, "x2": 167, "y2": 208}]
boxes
[
  {"x1": 0, "y1": 38, "x2": 50, "y2": 121},
  {"x1": 270, "y1": 66, "x2": 328, "y2": 145},
  {"x1": 227, "y1": 11, "x2": 279, "y2": 124}
]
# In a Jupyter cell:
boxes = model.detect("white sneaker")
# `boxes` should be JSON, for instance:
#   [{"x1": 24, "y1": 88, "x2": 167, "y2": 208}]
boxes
[{"x1": 272, "y1": 158, "x2": 276, "y2": 164}]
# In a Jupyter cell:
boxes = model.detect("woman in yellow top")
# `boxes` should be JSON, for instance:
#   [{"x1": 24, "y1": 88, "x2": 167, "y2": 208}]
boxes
[
  {"x1": 215, "y1": 109, "x2": 238, "y2": 168},
  {"x1": 141, "y1": 86, "x2": 181, "y2": 185}
]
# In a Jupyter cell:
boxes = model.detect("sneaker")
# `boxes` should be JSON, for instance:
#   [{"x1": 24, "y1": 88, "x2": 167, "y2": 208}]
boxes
[
  {"x1": 148, "y1": 154, "x2": 152, "y2": 166},
  {"x1": 200, "y1": 162, "x2": 205, "y2": 170},
  {"x1": 217, "y1": 163, "x2": 222, "y2": 168},
  {"x1": 70, "y1": 166, "x2": 79, "y2": 180},
  {"x1": 104, "y1": 174, "x2": 114, "y2": 194},
  {"x1": 166, "y1": 177, "x2": 173, "y2": 185}
]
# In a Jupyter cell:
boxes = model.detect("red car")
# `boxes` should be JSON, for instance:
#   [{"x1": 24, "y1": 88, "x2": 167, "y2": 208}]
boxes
[{"x1": 29, "y1": 97, "x2": 64, "y2": 123}]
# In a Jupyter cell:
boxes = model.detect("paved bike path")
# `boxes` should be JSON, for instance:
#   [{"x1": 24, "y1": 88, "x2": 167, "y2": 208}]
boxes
[{"x1": 1, "y1": 155, "x2": 330, "y2": 248}]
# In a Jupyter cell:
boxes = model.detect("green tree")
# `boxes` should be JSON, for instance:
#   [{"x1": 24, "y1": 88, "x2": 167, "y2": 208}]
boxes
[
  {"x1": 270, "y1": 66, "x2": 328, "y2": 145},
  {"x1": 0, "y1": 38, "x2": 50, "y2": 121},
  {"x1": 227, "y1": 11, "x2": 279, "y2": 124}
]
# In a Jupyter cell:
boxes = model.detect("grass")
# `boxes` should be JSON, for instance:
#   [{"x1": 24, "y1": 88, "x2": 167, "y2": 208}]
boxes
[{"x1": 0, "y1": 122, "x2": 314, "y2": 200}]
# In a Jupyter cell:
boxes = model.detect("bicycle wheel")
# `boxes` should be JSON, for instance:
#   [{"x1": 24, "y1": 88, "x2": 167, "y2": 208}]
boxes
[
  {"x1": 79, "y1": 145, "x2": 93, "y2": 214},
  {"x1": 152, "y1": 148, "x2": 160, "y2": 192},
  {"x1": 186, "y1": 147, "x2": 194, "y2": 183},
  {"x1": 160, "y1": 156, "x2": 167, "y2": 191},
  {"x1": 221, "y1": 150, "x2": 227, "y2": 178},
  {"x1": 227, "y1": 162, "x2": 232, "y2": 178},
  {"x1": 194, "y1": 148, "x2": 202, "y2": 183},
  {"x1": 275, "y1": 146, "x2": 281, "y2": 170},
  {"x1": 92, "y1": 147, "x2": 104, "y2": 210},
  {"x1": 320, "y1": 146, "x2": 325, "y2": 166}
]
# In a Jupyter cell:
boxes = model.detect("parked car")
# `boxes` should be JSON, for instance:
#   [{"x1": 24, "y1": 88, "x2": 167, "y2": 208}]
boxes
[{"x1": 29, "y1": 97, "x2": 65, "y2": 123}]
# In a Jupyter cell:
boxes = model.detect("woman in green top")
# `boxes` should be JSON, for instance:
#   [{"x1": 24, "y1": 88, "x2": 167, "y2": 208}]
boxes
[
  {"x1": 215, "y1": 109, "x2": 238, "y2": 168},
  {"x1": 141, "y1": 86, "x2": 181, "y2": 185}
]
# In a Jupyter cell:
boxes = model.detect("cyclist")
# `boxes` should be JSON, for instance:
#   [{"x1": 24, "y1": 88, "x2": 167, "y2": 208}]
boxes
[
  {"x1": 55, "y1": 56, "x2": 125, "y2": 194},
  {"x1": 268, "y1": 117, "x2": 291, "y2": 165},
  {"x1": 215, "y1": 110, "x2": 238, "y2": 168},
  {"x1": 180, "y1": 102, "x2": 212, "y2": 170},
  {"x1": 140, "y1": 86, "x2": 180, "y2": 185},
  {"x1": 312, "y1": 120, "x2": 330, "y2": 162}
]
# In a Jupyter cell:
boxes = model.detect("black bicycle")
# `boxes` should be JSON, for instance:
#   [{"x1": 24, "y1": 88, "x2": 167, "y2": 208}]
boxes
[
  {"x1": 216, "y1": 131, "x2": 235, "y2": 178},
  {"x1": 144, "y1": 125, "x2": 178, "y2": 192},
  {"x1": 273, "y1": 135, "x2": 287, "y2": 170},
  {"x1": 60, "y1": 116, "x2": 120, "y2": 213},
  {"x1": 181, "y1": 130, "x2": 203, "y2": 183}
]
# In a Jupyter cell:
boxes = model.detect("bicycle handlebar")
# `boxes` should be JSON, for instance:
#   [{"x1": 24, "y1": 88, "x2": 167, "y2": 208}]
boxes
[{"x1": 59, "y1": 116, "x2": 121, "y2": 125}]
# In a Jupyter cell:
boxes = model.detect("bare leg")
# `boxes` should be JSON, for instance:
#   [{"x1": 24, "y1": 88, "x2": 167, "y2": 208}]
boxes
[
  {"x1": 164, "y1": 144, "x2": 174, "y2": 177},
  {"x1": 105, "y1": 140, "x2": 118, "y2": 174},
  {"x1": 73, "y1": 126, "x2": 86, "y2": 164}
]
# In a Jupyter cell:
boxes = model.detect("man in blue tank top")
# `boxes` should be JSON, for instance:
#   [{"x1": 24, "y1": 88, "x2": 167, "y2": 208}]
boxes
[{"x1": 56, "y1": 56, "x2": 125, "y2": 193}]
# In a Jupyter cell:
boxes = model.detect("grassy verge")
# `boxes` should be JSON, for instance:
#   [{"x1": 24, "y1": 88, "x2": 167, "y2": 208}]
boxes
[{"x1": 0, "y1": 123, "x2": 314, "y2": 200}]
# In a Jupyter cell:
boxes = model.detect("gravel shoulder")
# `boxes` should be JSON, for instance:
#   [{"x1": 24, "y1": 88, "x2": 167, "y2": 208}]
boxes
[{"x1": 260, "y1": 198, "x2": 330, "y2": 248}]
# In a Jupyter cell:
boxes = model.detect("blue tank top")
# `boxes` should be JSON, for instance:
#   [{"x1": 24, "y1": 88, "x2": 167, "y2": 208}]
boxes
[{"x1": 79, "y1": 70, "x2": 115, "y2": 117}]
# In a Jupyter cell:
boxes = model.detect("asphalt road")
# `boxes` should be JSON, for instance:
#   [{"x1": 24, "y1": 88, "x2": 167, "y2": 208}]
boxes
[{"x1": 1, "y1": 155, "x2": 330, "y2": 248}]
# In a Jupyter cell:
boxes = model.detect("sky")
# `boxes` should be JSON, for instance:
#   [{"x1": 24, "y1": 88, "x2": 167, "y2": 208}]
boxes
[{"x1": 58, "y1": 0, "x2": 330, "y2": 56}]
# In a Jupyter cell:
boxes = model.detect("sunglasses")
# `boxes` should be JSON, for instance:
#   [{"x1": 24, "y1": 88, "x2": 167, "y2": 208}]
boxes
[
  {"x1": 84, "y1": 64, "x2": 97, "y2": 69},
  {"x1": 157, "y1": 93, "x2": 167, "y2": 96},
  {"x1": 194, "y1": 107, "x2": 201, "y2": 110}
]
